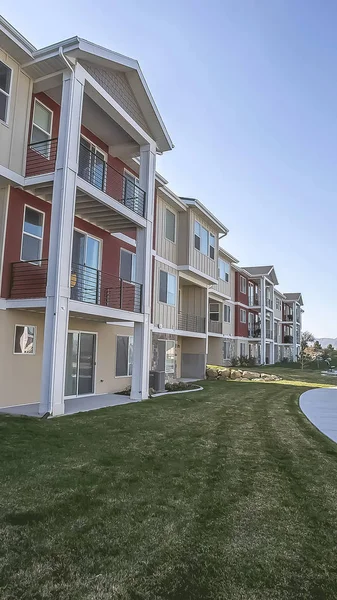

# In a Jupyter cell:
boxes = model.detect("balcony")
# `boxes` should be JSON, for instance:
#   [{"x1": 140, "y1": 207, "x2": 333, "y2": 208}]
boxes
[
  {"x1": 9, "y1": 260, "x2": 142, "y2": 313},
  {"x1": 248, "y1": 296, "x2": 260, "y2": 307},
  {"x1": 208, "y1": 320, "x2": 223, "y2": 334},
  {"x1": 284, "y1": 313, "x2": 293, "y2": 322},
  {"x1": 248, "y1": 327, "x2": 261, "y2": 338},
  {"x1": 284, "y1": 335, "x2": 294, "y2": 344},
  {"x1": 265, "y1": 328, "x2": 273, "y2": 339},
  {"x1": 25, "y1": 139, "x2": 146, "y2": 218},
  {"x1": 178, "y1": 313, "x2": 206, "y2": 334},
  {"x1": 266, "y1": 298, "x2": 273, "y2": 309}
]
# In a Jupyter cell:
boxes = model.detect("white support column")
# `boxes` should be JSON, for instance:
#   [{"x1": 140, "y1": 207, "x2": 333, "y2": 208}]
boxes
[
  {"x1": 39, "y1": 67, "x2": 84, "y2": 415},
  {"x1": 131, "y1": 144, "x2": 156, "y2": 400},
  {"x1": 260, "y1": 277, "x2": 266, "y2": 364},
  {"x1": 293, "y1": 301, "x2": 297, "y2": 360}
]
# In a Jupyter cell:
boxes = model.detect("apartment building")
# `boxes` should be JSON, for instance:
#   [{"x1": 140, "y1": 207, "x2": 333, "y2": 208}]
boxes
[
  {"x1": 0, "y1": 17, "x2": 173, "y2": 415},
  {"x1": 0, "y1": 18, "x2": 304, "y2": 416}
]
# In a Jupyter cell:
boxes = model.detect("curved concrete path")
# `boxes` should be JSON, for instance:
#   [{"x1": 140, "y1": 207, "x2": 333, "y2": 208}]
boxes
[{"x1": 300, "y1": 388, "x2": 337, "y2": 442}]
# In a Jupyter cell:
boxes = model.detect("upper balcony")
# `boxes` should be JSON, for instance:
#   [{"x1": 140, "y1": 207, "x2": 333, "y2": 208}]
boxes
[
  {"x1": 9, "y1": 260, "x2": 142, "y2": 314},
  {"x1": 248, "y1": 327, "x2": 261, "y2": 339},
  {"x1": 178, "y1": 313, "x2": 206, "y2": 334},
  {"x1": 25, "y1": 138, "x2": 146, "y2": 220},
  {"x1": 208, "y1": 319, "x2": 223, "y2": 335}
]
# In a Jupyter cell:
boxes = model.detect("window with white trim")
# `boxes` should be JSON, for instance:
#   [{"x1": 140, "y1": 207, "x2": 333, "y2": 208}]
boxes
[
  {"x1": 165, "y1": 208, "x2": 176, "y2": 243},
  {"x1": 240, "y1": 308, "x2": 247, "y2": 323},
  {"x1": 219, "y1": 259, "x2": 230, "y2": 282},
  {"x1": 14, "y1": 325, "x2": 36, "y2": 355},
  {"x1": 223, "y1": 341, "x2": 231, "y2": 360},
  {"x1": 165, "y1": 340, "x2": 176, "y2": 374},
  {"x1": 275, "y1": 297, "x2": 281, "y2": 311},
  {"x1": 209, "y1": 233, "x2": 215, "y2": 260},
  {"x1": 240, "y1": 276, "x2": 247, "y2": 294},
  {"x1": 21, "y1": 206, "x2": 44, "y2": 263},
  {"x1": 159, "y1": 271, "x2": 176, "y2": 305},
  {"x1": 116, "y1": 335, "x2": 133, "y2": 376},
  {"x1": 209, "y1": 302, "x2": 220, "y2": 321},
  {"x1": 224, "y1": 305, "x2": 231, "y2": 323},
  {"x1": 120, "y1": 249, "x2": 136, "y2": 282},
  {"x1": 30, "y1": 99, "x2": 53, "y2": 157},
  {"x1": 0, "y1": 61, "x2": 11, "y2": 124},
  {"x1": 240, "y1": 342, "x2": 246, "y2": 357}
]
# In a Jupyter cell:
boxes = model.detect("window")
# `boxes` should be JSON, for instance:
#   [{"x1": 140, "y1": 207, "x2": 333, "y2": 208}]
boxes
[
  {"x1": 209, "y1": 302, "x2": 220, "y2": 321},
  {"x1": 159, "y1": 271, "x2": 176, "y2": 305},
  {"x1": 240, "y1": 309, "x2": 247, "y2": 323},
  {"x1": 224, "y1": 341, "x2": 231, "y2": 360},
  {"x1": 209, "y1": 233, "x2": 215, "y2": 260},
  {"x1": 120, "y1": 249, "x2": 136, "y2": 282},
  {"x1": 224, "y1": 305, "x2": 231, "y2": 323},
  {"x1": 194, "y1": 221, "x2": 209, "y2": 256},
  {"x1": 165, "y1": 340, "x2": 176, "y2": 374},
  {"x1": 14, "y1": 325, "x2": 36, "y2": 354},
  {"x1": 0, "y1": 61, "x2": 11, "y2": 124},
  {"x1": 276, "y1": 297, "x2": 281, "y2": 311},
  {"x1": 30, "y1": 100, "x2": 53, "y2": 157},
  {"x1": 240, "y1": 276, "x2": 247, "y2": 294},
  {"x1": 21, "y1": 206, "x2": 44, "y2": 263},
  {"x1": 219, "y1": 259, "x2": 230, "y2": 283},
  {"x1": 240, "y1": 342, "x2": 246, "y2": 357},
  {"x1": 165, "y1": 209, "x2": 176, "y2": 243},
  {"x1": 116, "y1": 335, "x2": 133, "y2": 376}
]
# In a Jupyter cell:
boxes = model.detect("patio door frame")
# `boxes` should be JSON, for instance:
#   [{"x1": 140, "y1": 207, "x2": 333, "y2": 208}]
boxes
[{"x1": 65, "y1": 330, "x2": 98, "y2": 398}]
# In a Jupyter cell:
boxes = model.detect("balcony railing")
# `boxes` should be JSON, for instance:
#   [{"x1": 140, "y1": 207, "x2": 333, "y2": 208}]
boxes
[
  {"x1": 9, "y1": 260, "x2": 142, "y2": 313},
  {"x1": 284, "y1": 335, "x2": 294, "y2": 344},
  {"x1": 248, "y1": 296, "x2": 260, "y2": 307},
  {"x1": 284, "y1": 313, "x2": 293, "y2": 322},
  {"x1": 78, "y1": 143, "x2": 146, "y2": 217},
  {"x1": 266, "y1": 298, "x2": 273, "y2": 309},
  {"x1": 208, "y1": 320, "x2": 223, "y2": 334},
  {"x1": 25, "y1": 139, "x2": 146, "y2": 218},
  {"x1": 178, "y1": 313, "x2": 206, "y2": 333},
  {"x1": 248, "y1": 327, "x2": 261, "y2": 338},
  {"x1": 26, "y1": 139, "x2": 58, "y2": 177}
]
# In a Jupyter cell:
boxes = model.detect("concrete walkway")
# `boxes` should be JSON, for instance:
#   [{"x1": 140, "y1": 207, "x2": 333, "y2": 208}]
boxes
[
  {"x1": 0, "y1": 393, "x2": 141, "y2": 418},
  {"x1": 300, "y1": 388, "x2": 337, "y2": 443}
]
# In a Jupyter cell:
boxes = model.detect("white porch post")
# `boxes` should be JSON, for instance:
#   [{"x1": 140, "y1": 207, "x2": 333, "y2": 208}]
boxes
[
  {"x1": 293, "y1": 301, "x2": 297, "y2": 360},
  {"x1": 260, "y1": 277, "x2": 266, "y2": 364},
  {"x1": 130, "y1": 144, "x2": 156, "y2": 400},
  {"x1": 39, "y1": 67, "x2": 84, "y2": 415}
]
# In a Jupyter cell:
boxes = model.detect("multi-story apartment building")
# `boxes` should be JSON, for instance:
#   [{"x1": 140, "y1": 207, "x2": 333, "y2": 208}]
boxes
[
  {"x1": 0, "y1": 17, "x2": 173, "y2": 415},
  {"x1": 0, "y1": 17, "x2": 304, "y2": 416}
]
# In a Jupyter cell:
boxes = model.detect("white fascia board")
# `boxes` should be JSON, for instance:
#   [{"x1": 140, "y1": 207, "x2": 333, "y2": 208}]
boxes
[
  {"x1": 0, "y1": 299, "x2": 6, "y2": 310},
  {"x1": 152, "y1": 326, "x2": 207, "y2": 339},
  {"x1": 76, "y1": 177, "x2": 147, "y2": 229},
  {"x1": 178, "y1": 266, "x2": 218, "y2": 285},
  {"x1": 182, "y1": 199, "x2": 229, "y2": 234},
  {"x1": 111, "y1": 233, "x2": 136, "y2": 247},
  {"x1": 158, "y1": 186, "x2": 187, "y2": 212},
  {"x1": 24, "y1": 173, "x2": 54, "y2": 187},
  {"x1": 0, "y1": 16, "x2": 35, "y2": 61},
  {"x1": 0, "y1": 165, "x2": 25, "y2": 186},
  {"x1": 69, "y1": 300, "x2": 144, "y2": 323},
  {"x1": 6, "y1": 298, "x2": 47, "y2": 309},
  {"x1": 218, "y1": 247, "x2": 239, "y2": 263}
]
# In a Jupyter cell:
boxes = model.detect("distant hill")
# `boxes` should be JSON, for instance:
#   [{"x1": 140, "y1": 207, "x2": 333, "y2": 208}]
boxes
[{"x1": 316, "y1": 338, "x2": 337, "y2": 348}]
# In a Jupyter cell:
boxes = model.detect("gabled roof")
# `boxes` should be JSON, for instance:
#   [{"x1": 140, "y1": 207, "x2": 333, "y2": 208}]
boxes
[
  {"x1": 219, "y1": 246, "x2": 239, "y2": 263},
  {"x1": 1, "y1": 16, "x2": 173, "y2": 153},
  {"x1": 180, "y1": 197, "x2": 229, "y2": 235},
  {"x1": 241, "y1": 265, "x2": 279, "y2": 285},
  {"x1": 283, "y1": 293, "x2": 304, "y2": 305}
]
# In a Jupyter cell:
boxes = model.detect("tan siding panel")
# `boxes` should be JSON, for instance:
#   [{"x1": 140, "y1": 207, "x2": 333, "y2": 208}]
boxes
[
  {"x1": 153, "y1": 260, "x2": 178, "y2": 329},
  {"x1": 155, "y1": 196, "x2": 178, "y2": 264}
]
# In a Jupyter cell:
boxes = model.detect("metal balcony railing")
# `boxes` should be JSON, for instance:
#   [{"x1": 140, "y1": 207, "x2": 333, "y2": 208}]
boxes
[
  {"x1": 178, "y1": 313, "x2": 206, "y2": 333},
  {"x1": 248, "y1": 296, "x2": 260, "y2": 307},
  {"x1": 9, "y1": 260, "x2": 142, "y2": 313},
  {"x1": 208, "y1": 320, "x2": 223, "y2": 334},
  {"x1": 248, "y1": 327, "x2": 261, "y2": 338},
  {"x1": 284, "y1": 313, "x2": 293, "y2": 322},
  {"x1": 78, "y1": 143, "x2": 146, "y2": 217},
  {"x1": 284, "y1": 335, "x2": 294, "y2": 344},
  {"x1": 26, "y1": 139, "x2": 58, "y2": 177}
]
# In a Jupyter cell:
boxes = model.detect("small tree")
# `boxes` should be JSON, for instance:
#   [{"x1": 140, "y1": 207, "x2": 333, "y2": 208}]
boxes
[
  {"x1": 327, "y1": 343, "x2": 335, "y2": 355},
  {"x1": 299, "y1": 331, "x2": 315, "y2": 370}
]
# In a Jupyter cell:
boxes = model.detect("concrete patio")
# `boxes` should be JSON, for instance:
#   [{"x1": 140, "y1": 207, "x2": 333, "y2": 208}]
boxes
[
  {"x1": 0, "y1": 393, "x2": 141, "y2": 418},
  {"x1": 300, "y1": 387, "x2": 337, "y2": 443}
]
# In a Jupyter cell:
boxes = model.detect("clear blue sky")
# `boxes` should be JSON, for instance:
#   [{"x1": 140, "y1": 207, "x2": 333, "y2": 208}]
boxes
[{"x1": 3, "y1": 0, "x2": 336, "y2": 336}]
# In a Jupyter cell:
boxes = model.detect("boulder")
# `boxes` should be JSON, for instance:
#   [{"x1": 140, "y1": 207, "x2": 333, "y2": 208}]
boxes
[
  {"x1": 218, "y1": 368, "x2": 231, "y2": 379},
  {"x1": 230, "y1": 369, "x2": 243, "y2": 379},
  {"x1": 206, "y1": 368, "x2": 218, "y2": 380},
  {"x1": 242, "y1": 371, "x2": 260, "y2": 380}
]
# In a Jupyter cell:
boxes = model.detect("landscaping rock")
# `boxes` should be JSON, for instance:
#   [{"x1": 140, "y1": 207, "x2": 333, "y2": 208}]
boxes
[
  {"x1": 206, "y1": 368, "x2": 218, "y2": 380},
  {"x1": 230, "y1": 369, "x2": 243, "y2": 379},
  {"x1": 242, "y1": 371, "x2": 260, "y2": 380},
  {"x1": 218, "y1": 368, "x2": 231, "y2": 379}
]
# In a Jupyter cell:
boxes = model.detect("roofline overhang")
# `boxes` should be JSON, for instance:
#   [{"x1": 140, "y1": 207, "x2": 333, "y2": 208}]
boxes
[
  {"x1": 181, "y1": 197, "x2": 229, "y2": 235},
  {"x1": 219, "y1": 247, "x2": 239, "y2": 263},
  {"x1": 0, "y1": 15, "x2": 35, "y2": 62}
]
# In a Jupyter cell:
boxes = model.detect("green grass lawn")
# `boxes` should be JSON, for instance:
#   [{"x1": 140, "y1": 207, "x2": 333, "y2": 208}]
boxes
[{"x1": 1, "y1": 370, "x2": 337, "y2": 599}]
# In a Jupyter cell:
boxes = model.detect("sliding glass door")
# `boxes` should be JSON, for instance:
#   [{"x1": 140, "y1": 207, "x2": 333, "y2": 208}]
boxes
[
  {"x1": 65, "y1": 332, "x2": 96, "y2": 397},
  {"x1": 71, "y1": 231, "x2": 101, "y2": 303}
]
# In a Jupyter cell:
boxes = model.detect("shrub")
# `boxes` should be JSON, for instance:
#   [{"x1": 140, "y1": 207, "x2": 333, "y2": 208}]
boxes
[
  {"x1": 165, "y1": 381, "x2": 195, "y2": 392},
  {"x1": 230, "y1": 357, "x2": 239, "y2": 367}
]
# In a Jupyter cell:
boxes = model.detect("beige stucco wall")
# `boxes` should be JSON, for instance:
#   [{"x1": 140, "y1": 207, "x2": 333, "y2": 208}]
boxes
[
  {"x1": 152, "y1": 260, "x2": 178, "y2": 329},
  {"x1": 207, "y1": 336, "x2": 223, "y2": 366},
  {"x1": 0, "y1": 50, "x2": 32, "y2": 175},
  {"x1": 0, "y1": 310, "x2": 134, "y2": 407},
  {"x1": 181, "y1": 336, "x2": 206, "y2": 354},
  {"x1": 155, "y1": 193, "x2": 178, "y2": 264}
]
